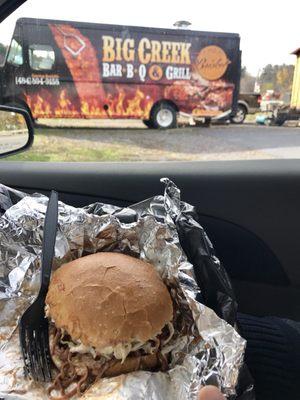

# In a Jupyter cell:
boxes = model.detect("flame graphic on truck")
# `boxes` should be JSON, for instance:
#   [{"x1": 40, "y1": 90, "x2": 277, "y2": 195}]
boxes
[{"x1": 25, "y1": 87, "x2": 154, "y2": 119}]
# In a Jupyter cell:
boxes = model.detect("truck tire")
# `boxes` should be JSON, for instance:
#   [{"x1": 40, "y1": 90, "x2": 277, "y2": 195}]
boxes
[
  {"x1": 150, "y1": 103, "x2": 177, "y2": 129},
  {"x1": 230, "y1": 104, "x2": 247, "y2": 124}
]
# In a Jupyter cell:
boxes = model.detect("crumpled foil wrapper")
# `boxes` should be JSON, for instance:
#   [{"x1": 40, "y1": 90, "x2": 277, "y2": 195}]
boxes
[{"x1": 0, "y1": 179, "x2": 246, "y2": 399}]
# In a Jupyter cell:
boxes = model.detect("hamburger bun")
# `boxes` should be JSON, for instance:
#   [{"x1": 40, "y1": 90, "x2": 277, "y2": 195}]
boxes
[{"x1": 46, "y1": 252, "x2": 173, "y2": 352}]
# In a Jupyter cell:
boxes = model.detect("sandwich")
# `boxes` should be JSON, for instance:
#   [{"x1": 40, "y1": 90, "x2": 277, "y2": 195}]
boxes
[{"x1": 45, "y1": 252, "x2": 174, "y2": 398}]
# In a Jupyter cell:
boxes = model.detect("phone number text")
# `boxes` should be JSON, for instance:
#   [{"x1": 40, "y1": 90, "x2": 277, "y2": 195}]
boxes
[{"x1": 15, "y1": 76, "x2": 60, "y2": 86}]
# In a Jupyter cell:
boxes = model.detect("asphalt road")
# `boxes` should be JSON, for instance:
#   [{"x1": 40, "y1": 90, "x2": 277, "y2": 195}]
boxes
[
  {"x1": 38, "y1": 120, "x2": 300, "y2": 161},
  {"x1": 0, "y1": 133, "x2": 28, "y2": 154},
  {"x1": 186, "y1": 123, "x2": 300, "y2": 159}
]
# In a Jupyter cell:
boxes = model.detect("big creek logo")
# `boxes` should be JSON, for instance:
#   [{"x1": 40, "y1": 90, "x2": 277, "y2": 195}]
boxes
[{"x1": 101, "y1": 35, "x2": 192, "y2": 82}]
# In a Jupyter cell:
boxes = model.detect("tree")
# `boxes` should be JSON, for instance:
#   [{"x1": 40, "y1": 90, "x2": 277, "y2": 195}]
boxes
[
  {"x1": 276, "y1": 65, "x2": 294, "y2": 91},
  {"x1": 240, "y1": 66, "x2": 256, "y2": 92},
  {"x1": 258, "y1": 64, "x2": 294, "y2": 95}
]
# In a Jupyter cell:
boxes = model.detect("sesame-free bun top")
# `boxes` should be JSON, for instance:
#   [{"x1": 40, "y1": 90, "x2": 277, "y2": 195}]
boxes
[{"x1": 46, "y1": 252, "x2": 173, "y2": 351}]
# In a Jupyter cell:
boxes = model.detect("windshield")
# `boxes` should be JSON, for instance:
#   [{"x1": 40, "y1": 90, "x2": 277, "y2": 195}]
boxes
[{"x1": 0, "y1": 0, "x2": 299, "y2": 162}]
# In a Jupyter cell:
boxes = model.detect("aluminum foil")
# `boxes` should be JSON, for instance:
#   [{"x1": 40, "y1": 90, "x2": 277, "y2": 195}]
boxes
[{"x1": 0, "y1": 179, "x2": 246, "y2": 399}]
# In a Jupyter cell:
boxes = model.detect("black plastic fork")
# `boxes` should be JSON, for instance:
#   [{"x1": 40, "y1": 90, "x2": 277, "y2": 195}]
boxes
[{"x1": 19, "y1": 190, "x2": 58, "y2": 382}]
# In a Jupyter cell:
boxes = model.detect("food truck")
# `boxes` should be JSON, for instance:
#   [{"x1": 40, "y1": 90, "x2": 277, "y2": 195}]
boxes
[{"x1": 0, "y1": 18, "x2": 241, "y2": 128}]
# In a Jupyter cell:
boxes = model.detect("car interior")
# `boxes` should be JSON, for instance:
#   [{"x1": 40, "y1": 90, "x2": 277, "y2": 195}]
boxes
[{"x1": 1, "y1": 159, "x2": 299, "y2": 322}]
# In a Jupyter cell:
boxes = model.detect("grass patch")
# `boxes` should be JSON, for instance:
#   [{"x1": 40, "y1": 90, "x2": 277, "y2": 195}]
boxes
[{"x1": 5, "y1": 129, "x2": 130, "y2": 162}]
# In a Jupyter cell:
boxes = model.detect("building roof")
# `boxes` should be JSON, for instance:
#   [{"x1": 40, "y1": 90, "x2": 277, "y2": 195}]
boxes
[{"x1": 292, "y1": 48, "x2": 300, "y2": 55}]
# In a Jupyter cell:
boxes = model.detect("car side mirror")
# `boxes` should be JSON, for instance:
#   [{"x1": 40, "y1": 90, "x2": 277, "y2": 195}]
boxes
[{"x1": 0, "y1": 105, "x2": 34, "y2": 158}]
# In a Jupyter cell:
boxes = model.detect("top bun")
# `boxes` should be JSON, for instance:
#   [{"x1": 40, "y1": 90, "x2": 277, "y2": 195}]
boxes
[{"x1": 46, "y1": 252, "x2": 173, "y2": 351}]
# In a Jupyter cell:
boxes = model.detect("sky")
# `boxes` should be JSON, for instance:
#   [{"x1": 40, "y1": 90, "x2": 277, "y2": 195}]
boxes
[{"x1": 0, "y1": 0, "x2": 299, "y2": 75}]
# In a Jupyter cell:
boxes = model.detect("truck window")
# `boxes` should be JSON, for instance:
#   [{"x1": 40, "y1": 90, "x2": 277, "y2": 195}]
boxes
[
  {"x1": 28, "y1": 44, "x2": 55, "y2": 71},
  {"x1": 7, "y1": 38, "x2": 23, "y2": 66}
]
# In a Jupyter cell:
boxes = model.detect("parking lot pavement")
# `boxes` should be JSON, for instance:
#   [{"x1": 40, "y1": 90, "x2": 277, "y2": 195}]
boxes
[
  {"x1": 192, "y1": 124, "x2": 300, "y2": 159},
  {"x1": 234, "y1": 124, "x2": 300, "y2": 158},
  {"x1": 37, "y1": 120, "x2": 300, "y2": 161}
]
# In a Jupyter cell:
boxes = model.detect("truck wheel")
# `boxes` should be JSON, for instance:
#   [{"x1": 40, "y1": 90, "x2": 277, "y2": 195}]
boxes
[
  {"x1": 230, "y1": 104, "x2": 247, "y2": 124},
  {"x1": 151, "y1": 103, "x2": 177, "y2": 129}
]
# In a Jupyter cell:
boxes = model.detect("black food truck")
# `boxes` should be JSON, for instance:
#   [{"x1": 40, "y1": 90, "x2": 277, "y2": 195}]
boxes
[{"x1": 0, "y1": 18, "x2": 241, "y2": 128}]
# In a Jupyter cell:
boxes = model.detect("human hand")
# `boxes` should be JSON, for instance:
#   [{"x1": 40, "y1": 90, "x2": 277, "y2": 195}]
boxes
[{"x1": 198, "y1": 385, "x2": 225, "y2": 400}]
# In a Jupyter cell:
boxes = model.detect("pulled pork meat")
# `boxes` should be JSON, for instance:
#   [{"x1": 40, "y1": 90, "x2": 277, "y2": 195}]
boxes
[{"x1": 47, "y1": 323, "x2": 175, "y2": 400}]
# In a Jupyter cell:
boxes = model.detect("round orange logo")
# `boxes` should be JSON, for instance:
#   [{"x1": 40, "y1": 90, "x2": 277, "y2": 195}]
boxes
[
  {"x1": 148, "y1": 64, "x2": 163, "y2": 81},
  {"x1": 194, "y1": 46, "x2": 230, "y2": 80}
]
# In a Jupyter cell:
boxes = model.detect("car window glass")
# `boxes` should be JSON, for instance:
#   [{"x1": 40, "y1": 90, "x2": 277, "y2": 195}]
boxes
[
  {"x1": 29, "y1": 44, "x2": 55, "y2": 70},
  {"x1": 7, "y1": 38, "x2": 23, "y2": 66},
  {"x1": 0, "y1": 0, "x2": 299, "y2": 163}
]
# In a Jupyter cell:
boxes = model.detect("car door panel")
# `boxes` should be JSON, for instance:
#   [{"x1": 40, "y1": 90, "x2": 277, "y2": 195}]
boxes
[{"x1": 1, "y1": 159, "x2": 299, "y2": 320}]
